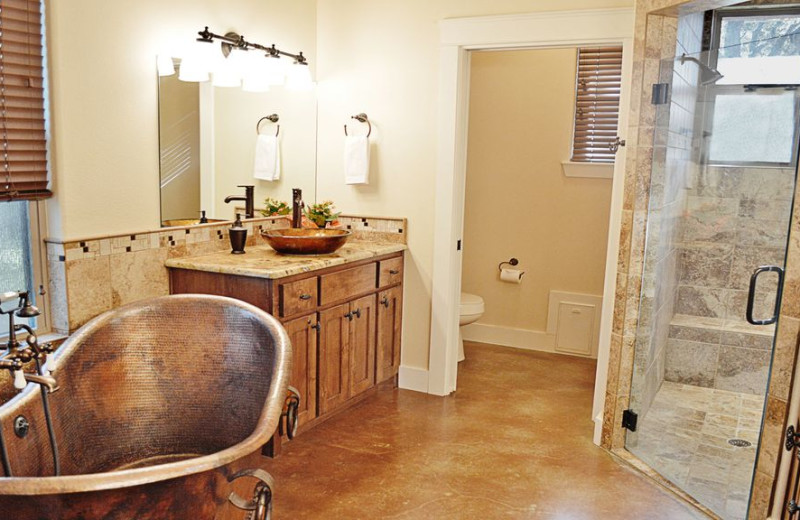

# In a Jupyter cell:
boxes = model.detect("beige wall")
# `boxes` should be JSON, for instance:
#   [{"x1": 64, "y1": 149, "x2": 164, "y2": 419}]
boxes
[
  {"x1": 315, "y1": 0, "x2": 631, "y2": 371},
  {"x1": 45, "y1": 0, "x2": 317, "y2": 238},
  {"x1": 45, "y1": 0, "x2": 633, "y2": 373},
  {"x1": 461, "y1": 49, "x2": 612, "y2": 332}
]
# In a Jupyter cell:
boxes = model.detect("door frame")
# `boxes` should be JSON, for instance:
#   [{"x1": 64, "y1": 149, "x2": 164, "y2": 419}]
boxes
[{"x1": 429, "y1": 8, "x2": 634, "y2": 445}]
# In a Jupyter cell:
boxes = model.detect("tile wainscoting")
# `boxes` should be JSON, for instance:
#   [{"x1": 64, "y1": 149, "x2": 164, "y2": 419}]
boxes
[{"x1": 45, "y1": 215, "x2": 407, "y2": 334}]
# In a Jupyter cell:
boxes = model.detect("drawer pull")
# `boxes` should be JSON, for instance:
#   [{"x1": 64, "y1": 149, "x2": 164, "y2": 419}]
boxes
[
  {"x1": 389, "y1": 269, "x2": 400, "y2": 275},
  {"x1": 380, "y1": 296, "x2": 390, "y2": 308},
  {"x1": 299, "y1": 294, "x2": 312, "y2": 301}
]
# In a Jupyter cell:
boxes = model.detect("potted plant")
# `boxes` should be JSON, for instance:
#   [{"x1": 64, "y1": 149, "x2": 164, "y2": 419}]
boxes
[
  {"x1": 304, "y1": 200, "x2": 341, "y2": 228},
  {"x1": 259, "y1": 198, "x2": 291, "y2": 217}
]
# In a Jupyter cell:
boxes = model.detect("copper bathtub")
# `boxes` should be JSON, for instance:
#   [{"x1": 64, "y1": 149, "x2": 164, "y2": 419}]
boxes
[{"x1": 0, "y1": 294, "x2": 291, "y2": 519}]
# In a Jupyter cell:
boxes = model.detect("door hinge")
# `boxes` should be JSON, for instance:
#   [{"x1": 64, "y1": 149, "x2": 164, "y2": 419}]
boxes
[
  {"x1": 621, "y1": 409, "x2": 638, "y2": 432},
  {"x1": 651, "y1": 83, "x2": 669, "y2": 105}
]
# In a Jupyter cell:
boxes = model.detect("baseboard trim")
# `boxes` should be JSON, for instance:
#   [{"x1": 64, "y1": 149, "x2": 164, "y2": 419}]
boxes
[
  {"x1": 398, "y1": 365, "x2": 429, "y2": 393},
  {"x1": 461, "y1": 322, "x2": 556, "y2": 352}
]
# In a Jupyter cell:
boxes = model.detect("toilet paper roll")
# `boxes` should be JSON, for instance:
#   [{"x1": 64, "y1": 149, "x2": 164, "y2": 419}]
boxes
[{"x1": 500, "y1": 268, "x2": 524, "y2": 283}]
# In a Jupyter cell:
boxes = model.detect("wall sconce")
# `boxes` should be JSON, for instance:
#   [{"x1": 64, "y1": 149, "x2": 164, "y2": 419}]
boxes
[{"x1": 172, "y1": 27, "x2": 313, "y2": 92}]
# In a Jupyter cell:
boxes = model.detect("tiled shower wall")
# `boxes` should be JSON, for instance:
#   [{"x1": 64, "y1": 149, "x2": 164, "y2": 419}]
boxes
[
  {"x1": 665, "y1": 165, "x2": 795, "y2": 394},
  {"x1": 629, "y1": 11, "x2": 703, "y2": 422},
  {"x1": 45, "y1": 215, "x2": 406, "y2": 334}
]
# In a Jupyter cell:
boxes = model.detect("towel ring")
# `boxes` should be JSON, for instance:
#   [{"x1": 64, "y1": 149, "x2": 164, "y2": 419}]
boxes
[
  {"x1": 344, "y1": 113, "x2": 371, "y2": 137},
  {"x1": 257, "y1": 114, "x2": 280, "y2": 137}
]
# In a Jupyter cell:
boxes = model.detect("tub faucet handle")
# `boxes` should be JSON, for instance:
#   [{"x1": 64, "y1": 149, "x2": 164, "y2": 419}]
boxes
[{"x1": 13, "y1": 369, "x2": 26, "y2": 389}]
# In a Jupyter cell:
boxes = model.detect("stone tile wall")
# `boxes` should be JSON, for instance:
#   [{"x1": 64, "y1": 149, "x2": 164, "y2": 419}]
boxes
[
  {"x1": 45, "y1": 215, "x2": 407, "y2": 334},
  {"x1": 602, "y1": 0, "x2": 800, "y2": 517}
]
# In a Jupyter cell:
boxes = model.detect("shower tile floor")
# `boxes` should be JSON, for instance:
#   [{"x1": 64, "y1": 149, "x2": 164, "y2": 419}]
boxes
[{"x1": 631, "y1": 381, "x2": 765, "y2": 520}]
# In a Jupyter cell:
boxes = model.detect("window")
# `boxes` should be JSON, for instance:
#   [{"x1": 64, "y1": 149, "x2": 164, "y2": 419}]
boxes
[
  {"x1": 0, "y1": 0, "x2": 50, "y2": 336},
  {"x1": 705, "y1": 9, "x2": 800, "y2": 166},
  {"x1": 570, "y1": 46, "x2": 623, "y2": 164}
]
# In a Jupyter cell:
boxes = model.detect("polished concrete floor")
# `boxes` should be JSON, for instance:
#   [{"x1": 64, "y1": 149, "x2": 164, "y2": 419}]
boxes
[
  {"x1": 631, "y1": 381, "x2": 763, "y2": 520},
  {"x1": 265, "y1": 342, "x2": 707, "y2": 519}
]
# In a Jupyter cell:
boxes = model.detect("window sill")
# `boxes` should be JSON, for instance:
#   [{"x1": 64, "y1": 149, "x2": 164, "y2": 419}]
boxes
[{"x1": 561, "y1": 161, "x2": 614, "y2": 179}]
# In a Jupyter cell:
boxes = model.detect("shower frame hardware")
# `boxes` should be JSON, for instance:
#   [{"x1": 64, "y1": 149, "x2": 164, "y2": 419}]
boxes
[
  {"x1": 344, "y1": 113, "x2": 372, "y2": 137},
  {"x1": 498, "y1": 258, "x2": 519, "y2": 272},
  {"x1": 746, "y1": 265, "x2": 785, "y2": 326},
  {"x1": 256, "y1": 114, "x2": 280, "y2": 137},
  {"x1": 196, "y1": 27, "x2": 308, "y2": 66}
]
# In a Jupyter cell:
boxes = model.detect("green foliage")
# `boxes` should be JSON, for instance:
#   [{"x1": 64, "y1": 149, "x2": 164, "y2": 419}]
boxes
[
  {"x1": 304, "y1": 200, "x2": 341, "y2": 228},
  {"x1": 259, "y1": 198, "x2": 291, "y2": 217},
  {"x1": 720, "y1": 15, "x2": 800, "y2": 58}
]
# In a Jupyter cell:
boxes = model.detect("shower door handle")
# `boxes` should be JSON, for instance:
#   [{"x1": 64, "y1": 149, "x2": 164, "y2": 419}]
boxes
[{"x1": 746, "y1": 265, "x2": 785, "y2": 325}]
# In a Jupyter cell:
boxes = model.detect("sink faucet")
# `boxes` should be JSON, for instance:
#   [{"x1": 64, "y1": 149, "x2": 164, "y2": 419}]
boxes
[
  {"x1": 224, "y1": 185, "x2": 255, "y2": 219},
  {"x1": 292, "y1": 188, "x2": 304, "y2": 228}
]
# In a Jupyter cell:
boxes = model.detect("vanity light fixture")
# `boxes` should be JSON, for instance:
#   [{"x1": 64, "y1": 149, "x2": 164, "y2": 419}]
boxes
[{"x1": 178, "y1": 27, "x2": 312, "y2": 91}]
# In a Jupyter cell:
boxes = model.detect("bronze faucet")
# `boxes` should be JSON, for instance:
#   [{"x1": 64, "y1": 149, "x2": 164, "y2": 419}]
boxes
[
  {"x1": 224, "y1": 185, "x2": 255, "y2": 219},
  {"x1": 292, "y1": 188, "x2": 304, "y2": 228}
]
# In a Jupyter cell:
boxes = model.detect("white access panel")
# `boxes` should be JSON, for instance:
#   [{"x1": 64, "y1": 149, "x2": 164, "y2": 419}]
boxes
[{"x1": 555, "y1": 302, "x2": 595, "y2": 356}]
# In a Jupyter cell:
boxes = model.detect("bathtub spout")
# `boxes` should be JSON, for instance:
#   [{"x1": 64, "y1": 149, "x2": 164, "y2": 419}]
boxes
[{"x1": 23, "y1": 373, "x2": 58, "y2": 393}]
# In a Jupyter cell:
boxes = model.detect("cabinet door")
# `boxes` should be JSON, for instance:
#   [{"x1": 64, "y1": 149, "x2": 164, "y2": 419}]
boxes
[
  {"x1": 318, "y1": 303, "x2": 350, "y2": 415},
  {"x1": 282, "y1": 314, "x2": 318, "y2": 427},
  {"x1": 349, "y1": 294, "x2": 376, "y2": 396},
  {"x1": 376, "y1": 285, "x2": 402, "y2": 383}
]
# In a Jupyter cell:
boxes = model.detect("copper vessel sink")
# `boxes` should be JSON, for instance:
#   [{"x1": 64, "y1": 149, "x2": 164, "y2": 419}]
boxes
[{"x1": 261, "y1": 228, "x2": 351, "y2": 255}]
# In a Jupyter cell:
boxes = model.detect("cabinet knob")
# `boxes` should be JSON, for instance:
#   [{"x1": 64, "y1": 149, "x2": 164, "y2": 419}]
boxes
[
  {"x1": 344, "y1": 311, "x2": 354, "y2": 321},
  {"x1": 380, "y1": 296, "x2": 390, "y2": 308},
  {"x1": 354, "y1": 308, "x2": 362, "y2": 319},
  {"x1": 299, "y1": 294, "x2": 312, "y2": 301},
  {"x1": 389, "y1": 269, "x2": 400, "y2": 275},
  {"x1": 310, "y1": 322, "x2": 321, "y2": 331}
]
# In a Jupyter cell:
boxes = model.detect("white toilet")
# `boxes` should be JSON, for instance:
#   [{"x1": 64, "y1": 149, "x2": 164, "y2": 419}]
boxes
[{"x1": 458, "y1": 292, "x2": 485, "y2": 361}]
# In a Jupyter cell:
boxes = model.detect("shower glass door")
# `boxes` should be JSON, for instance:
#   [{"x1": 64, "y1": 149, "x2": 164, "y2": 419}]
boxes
[{"x1": 625, "y1": 14, "x2": 800, "y2": 519}]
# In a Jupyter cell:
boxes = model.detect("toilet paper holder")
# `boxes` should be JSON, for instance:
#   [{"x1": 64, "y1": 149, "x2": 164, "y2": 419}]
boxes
[{"x1": 498, "y1": 258, "x2": 524, "y2": 276}]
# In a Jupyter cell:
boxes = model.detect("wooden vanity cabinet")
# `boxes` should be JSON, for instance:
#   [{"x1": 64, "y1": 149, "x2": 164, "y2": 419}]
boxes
[
  {"x1": 282, "y1": 313, "x2": 318, "y2": 427},
  {"x1": 168, "y1": 251, "x2": 404, "y2": 443}
]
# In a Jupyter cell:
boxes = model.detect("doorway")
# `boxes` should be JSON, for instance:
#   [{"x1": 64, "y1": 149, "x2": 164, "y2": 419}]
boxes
[{"x1": 430, "y1": 9, "x2": 634, "y2": 448}]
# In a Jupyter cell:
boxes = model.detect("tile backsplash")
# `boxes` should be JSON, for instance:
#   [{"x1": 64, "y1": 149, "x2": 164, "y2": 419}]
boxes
[{"x1": 46, "y1": 214, "x2": 406, "y2": 334}]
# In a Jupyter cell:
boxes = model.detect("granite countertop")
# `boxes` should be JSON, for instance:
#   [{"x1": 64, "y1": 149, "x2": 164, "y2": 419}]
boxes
[{"x1": 164, "y1": 241, "x2": 407, "y2": 279}]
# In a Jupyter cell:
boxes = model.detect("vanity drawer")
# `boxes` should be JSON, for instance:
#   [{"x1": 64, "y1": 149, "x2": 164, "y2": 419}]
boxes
[
  {"x1": 378, "y1": 257, "x2": 403, "y2": 287},
  {"x1": 279, "y1": 277, "x2": 318, "y2": 317},
  {"x1": 320, "y1": 264, "x2": 377, "y2": 305}
]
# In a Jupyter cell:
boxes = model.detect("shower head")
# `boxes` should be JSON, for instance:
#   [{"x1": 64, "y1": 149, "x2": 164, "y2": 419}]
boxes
[{"x1": 680, "y1": 54, "x2": 724, "y2": 86}]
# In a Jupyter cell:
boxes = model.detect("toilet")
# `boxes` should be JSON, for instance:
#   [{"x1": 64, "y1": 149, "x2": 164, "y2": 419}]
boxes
[{"x1": 458, "y1": 292, "x2": 484, "y2": 361}]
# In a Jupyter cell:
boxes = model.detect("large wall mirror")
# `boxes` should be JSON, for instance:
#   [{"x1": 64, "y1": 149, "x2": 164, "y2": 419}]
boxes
[{"x1": 158, "y1": 59, "x2": 317, "y2": 225}]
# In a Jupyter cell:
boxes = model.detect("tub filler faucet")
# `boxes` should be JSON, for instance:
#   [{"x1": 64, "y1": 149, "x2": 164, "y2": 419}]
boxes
[{"x1": 0, "y1": 290, "x2": 58, "y2": 393}]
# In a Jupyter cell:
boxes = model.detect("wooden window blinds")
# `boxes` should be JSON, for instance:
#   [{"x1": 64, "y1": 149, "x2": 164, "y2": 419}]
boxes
[
  {"x1": 0, "y1": 0, "x2": 49, "y2": 201},
  {"x1": 571, "y1": 46, "x2": 622, "y2": 164}
]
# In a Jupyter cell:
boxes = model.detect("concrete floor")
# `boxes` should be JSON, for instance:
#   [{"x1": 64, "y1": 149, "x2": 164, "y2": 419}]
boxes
[{"x1": 264, "y1": 341, "x2": 708, "y2": 519}]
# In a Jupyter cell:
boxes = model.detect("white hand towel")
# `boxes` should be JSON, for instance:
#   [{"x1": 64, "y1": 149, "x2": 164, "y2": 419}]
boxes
[
  {"x1": 253, "y1": 134, "x2": 281, "y2": 181},
  {"x1": 344, "y1": 135, "x2": 370, "y2": 185}
]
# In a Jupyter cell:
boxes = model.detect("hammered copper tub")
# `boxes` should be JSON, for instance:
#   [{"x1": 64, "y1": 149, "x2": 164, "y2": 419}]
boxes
[{"x1": 0, "y1": 294, "x2": 291, "y2": 519}]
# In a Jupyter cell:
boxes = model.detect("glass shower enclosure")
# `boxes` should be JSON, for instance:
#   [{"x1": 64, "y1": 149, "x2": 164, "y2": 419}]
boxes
[{"x1": 625, "y1": 10, "x2": 800, "y2": 520}]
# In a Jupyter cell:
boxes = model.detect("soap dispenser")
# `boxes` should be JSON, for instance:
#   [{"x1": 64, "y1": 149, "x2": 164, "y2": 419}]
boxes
[{"x1": 229, "y1": 213, "x2": 247, "y2": 254}]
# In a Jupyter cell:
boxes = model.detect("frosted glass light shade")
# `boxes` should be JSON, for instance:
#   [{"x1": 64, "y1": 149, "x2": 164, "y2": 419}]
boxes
[
  {"x1": 264, "y1": 56, "x2": 285, "y2": 86},
  {"x1": 178, "y1": 53, "x2": 208, "y2": 82},
  {"x1": 157, "y1": 54, "x2": 175, "y2": 77},
  {"x1": 212, "y1": 54, "x2": 241, "y2": 87},
  {"x1": 178, "y1": 40, "x2": 215, "y2": 82},
  {"x1": 241, "y1": 52, "x2": 270, "y2": 92},
  {"x1": 285, "y1": 62, "x2": 313, "y2": 91}
]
